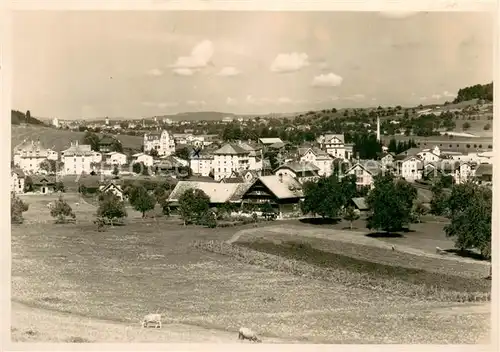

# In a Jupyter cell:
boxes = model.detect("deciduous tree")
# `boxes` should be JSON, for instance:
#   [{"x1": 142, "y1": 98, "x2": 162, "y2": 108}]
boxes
[
  {"x1": 178, "y1": 188, "x2": 210, "y2": 225},
  {"x1": 128, "y1": 185, "x2": 156, "y2": 218},
  {"x1": 11, "y1": 192, "x2": 29, "y2": 224},
  {"x1": 97, "y1": 192, "x2": 127, "y2": 226},
  {"x1": 50, "y1": 195, "x2": 76, "y2": 223},
  {"x1": 343, "y1": 206, "x2": 360, "y2": 229}
]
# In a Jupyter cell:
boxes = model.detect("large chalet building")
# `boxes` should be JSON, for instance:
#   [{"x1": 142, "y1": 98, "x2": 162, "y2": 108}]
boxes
[{"x1": 143, "y1": 130, "x2": 176, "y2": 156}]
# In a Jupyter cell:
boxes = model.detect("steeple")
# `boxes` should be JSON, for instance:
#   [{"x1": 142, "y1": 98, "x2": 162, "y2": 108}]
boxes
[{"x1": 376, "y1": 116, "x2": 381, "y2": 142}]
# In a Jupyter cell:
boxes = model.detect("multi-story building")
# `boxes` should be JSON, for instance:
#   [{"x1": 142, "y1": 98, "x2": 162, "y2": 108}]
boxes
[
  {"x1": 13, "y1": 140, "x2": 59, "y2": 174},
  {"x1": 105, "y1": 152, "x2": 128, "y2": 165},
  {"x1": 190, "y1": 150, "x2": 214, "y2": 177},
  {"x1": 212, "y1": 143, "x2": 251, "y2": 181},
  {"x1": 398, "y1": 156, "x2": 423, "y2": 182},
  {"x1": 316, "y1": 133, "x2": 353, "y2": 160},
  {"x1": 143, "y1": 130, "x2": 175, "y2": 156},
  {"x1": 298, "y1": 147, "x2": 334, "y2": 177},
  {"x1": 274, "y1": 161, "x2": 320, "y2": 184},
  {"x1": 61, "y1": 141, "x2": 98, "y2": 175},
  {"x1": 131, "y1": 152, "x2": 154, "y2": 167}
]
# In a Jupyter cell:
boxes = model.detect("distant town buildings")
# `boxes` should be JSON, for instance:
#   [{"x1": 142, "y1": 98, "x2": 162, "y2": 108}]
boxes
[{"x1": 61, "y1": 141, "x2": 100, "y2": 175}]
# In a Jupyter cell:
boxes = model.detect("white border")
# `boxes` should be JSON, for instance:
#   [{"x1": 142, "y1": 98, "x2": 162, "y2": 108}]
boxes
[{"x1": 1, "y1": 1, "x2": 498, "y2": 351}]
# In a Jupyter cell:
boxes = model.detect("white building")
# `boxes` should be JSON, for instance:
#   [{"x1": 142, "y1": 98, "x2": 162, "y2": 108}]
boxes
[
  {"x1": 11, "y1": 168, "x2": 26, "y2": 194},
  {"x1": 399, "y1": 156, "x2": 423, "y2": 182},
  {"x1": 132, "y1": 152, "x2": 154, "y2": 167},
  {"x1": 61, "y1": 141, "x2": 96, "y2": 175},
  {"x1": 143, "y1": 130, "x2": 176, "y2": 156},
  {"x1": 345, "y1": 161, "x2": 383, "y2": 189},
  {"x1": 417, "y1": 146, "x2": 442, "y2": 163},
  {"x1": 237, "y1": 141, "x2": 263, "y2": 171},
  {"x1": 99, "y1": 182, "x2": 124, "y2": 201},
  {"x1": 52, "y1": 117, "x2": 59, "y2": 128},
  {"x1": 105, "y1": 152, "x2": 127, "y2": 165},
  {"x1": 212, "y1": 143, "x2": 251, "y2": 181},
  {"x1": 454, "y1": 161, "x2": 477, "y2": 184},
  {"x1": 274, "y1": 161, "x2": 320, "y2": 184},
  {"x1": 317, "y1": 133, "x2": 353, "y2": 160},
  {"x1": 298, "y1": 147, "x2": 334, "y2": 177},
  {"x1": 380, "y1": 153, "x2": 395, "y2": 168},
  {"x1": 13, "y1": 140, "x2": 55, "y2": 174},
  {"x1": 190, "y1": 151, "x2": 214, "y2": 177}
]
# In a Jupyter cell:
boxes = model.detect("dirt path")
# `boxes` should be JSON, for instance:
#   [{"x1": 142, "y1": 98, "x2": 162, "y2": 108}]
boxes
[
  {"x1": 10, "y1": 301, "x2": 299, "y2": 343},
  {"x1": 227, "y1": 225, "x2": 489, "y2": 267}
]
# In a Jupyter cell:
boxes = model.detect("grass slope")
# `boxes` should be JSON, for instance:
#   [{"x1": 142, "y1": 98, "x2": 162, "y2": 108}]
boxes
[{"x1": 11, "y1": 125, "x2": 143, "y2": 153}]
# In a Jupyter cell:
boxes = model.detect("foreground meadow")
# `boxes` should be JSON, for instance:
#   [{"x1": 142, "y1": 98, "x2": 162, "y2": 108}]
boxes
[{"x1": 11, "y1": 211, "x2": 491, "y2": 343}]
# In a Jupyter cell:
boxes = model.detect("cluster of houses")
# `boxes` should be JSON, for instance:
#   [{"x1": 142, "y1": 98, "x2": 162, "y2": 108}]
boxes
[{"x1": 11, "y1": 128, "x2": 493, "y2": 218}]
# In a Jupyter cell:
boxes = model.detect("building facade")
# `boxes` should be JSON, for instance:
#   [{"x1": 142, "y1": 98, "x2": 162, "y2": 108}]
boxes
[
  {"x1": 61, "y1": 141, "x2": 97, "y2": 175},
  {"x1": 143, "y1": 130, "x2": 176, "y2": 156}
]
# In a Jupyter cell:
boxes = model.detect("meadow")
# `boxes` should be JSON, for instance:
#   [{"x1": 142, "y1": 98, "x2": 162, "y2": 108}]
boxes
[
  {"x1": 10, "y1": 193, "x2": 491, "y2": 344},
  {"x1": 11, "y1": 125, "x2": 143, "y2": 153}
]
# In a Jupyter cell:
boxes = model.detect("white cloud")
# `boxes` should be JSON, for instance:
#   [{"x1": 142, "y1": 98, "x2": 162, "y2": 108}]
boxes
[
  {"x1": 419, "y1": 97, "x2": 428, "y2": 101},
  {"x1": 331, "y1": 96, "x2": 340, "y2": 101},
  {"x1": 270, "y1": 52, "x2": 310, "y2": 73},
  {"x1": 142, "y1": 101, "x2": 155, "y2": 107},
  {"x1": 277, "y1": 97, "x2": 292, "y2": 104},
  {"x1": 226, "y1": 97, "x2": 237, "y2": 105},
  {"x1": 170, "y1": 40, "x2": 214, "y2": 76},
  {"x1": 246, "y1": 95, "x2": 256, "y2": 104},
  {"x1": 217, "y1": 66, "x2": 241, "y2": 77},
  {"x1": 311, "y1": 72, "x2": 343, "y2": 87},
  {"x1": 173, "y1": 68, "x2": 195, "y2": 76},
  {"x1": 147, "y1": 68, "x2": 163, "y2": 76},
  {"x1": 186, "y1": 100, "x2": 207, "y2": 106},
  {"x1": 371, "y1": 97, "x2": 377, "y2": 101},
  {"x1": 432, "y1": 94, "x2": 442, "y2": 99},
  {"x1": 443, "y1": 90, "x2": 456, "y2": 98}
]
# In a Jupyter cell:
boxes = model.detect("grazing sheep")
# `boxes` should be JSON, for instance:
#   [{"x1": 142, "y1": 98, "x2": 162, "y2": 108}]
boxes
[
  {"x1": 436, "y1": 247, "x2": 447, "y2": 255},
  {"x1": 238, "y1": 327, "x2": 262, "y2": 343},
  {"x1": 141, "y1": 313, "x2": 162, "y2": 328}
]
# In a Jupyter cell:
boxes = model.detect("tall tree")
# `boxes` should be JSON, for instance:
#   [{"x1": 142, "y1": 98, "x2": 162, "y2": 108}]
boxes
[
  {"x1": 11, "y1": 192, "x2": 29, "y2": 224},
  {"x1": 366, "y1": 174, "x2": 417, "y2": 233},
  {"x1": 178, "y1": 188, "x2": 210, "y2": 225},
  {"x1": 97, "y1": 193, "x2": 127, "y2": 226},
  {"x1": 444, "y1": 184, "x2": 491, "y2": 258},
  {"x1": 82, "y1": 131, "x2": 100, "y2": 152},
  {"x1": 129, "y1": 185, "x2": 156, "y2": 218}
]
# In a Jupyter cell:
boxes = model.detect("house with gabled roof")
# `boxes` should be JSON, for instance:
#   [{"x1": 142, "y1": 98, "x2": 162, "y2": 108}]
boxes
[
  {"x1": 473, "y1": 163, "x2": 492, "y2": 186},
  {"x1": 274, "y1": 161, "x2": 320, "y2": 184},
  {"x1": 398, "y1": 155, "x2": 424, "y2": 182},
  {"x1": 316, "y1": 133, "x2": 353, "y2": 160},
  {"x1": 345, "y1": 161, "x2": 383, "y2": 189},
  {"x1": 239, "y1": 174, "x2": 304, "y2": 218},
  {"x1": 298, "y1": 146, "x2": 334, "y2": 177},
  {"x1": 99, "y1": 181, "x2": 124, "y2": 201}
]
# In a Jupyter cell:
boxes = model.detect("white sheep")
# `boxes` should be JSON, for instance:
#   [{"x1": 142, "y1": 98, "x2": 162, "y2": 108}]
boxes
[
  {"x1": 141, "y1": 313, "x2": 162, "y2": 328},
  {"x1": 238, "y1": 327, "x2": 262, "y2": 343}
]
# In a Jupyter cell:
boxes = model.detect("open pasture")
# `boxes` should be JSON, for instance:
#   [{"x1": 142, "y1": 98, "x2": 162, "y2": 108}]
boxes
[
  {"x1": 11, "y1": 125, "x2": 143, "y2": 152},
  {"x1": 11, "y1": 218, "x2": 490, "y2": 343}
]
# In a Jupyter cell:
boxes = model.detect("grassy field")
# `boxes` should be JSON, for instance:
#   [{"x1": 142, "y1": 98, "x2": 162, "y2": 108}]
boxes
[
  {"x1": 10, "y1": 195, "x2": 491, "y2": 343},
  {"x1": 11, "y1": 125, "x2": 143, "y2": 152}
]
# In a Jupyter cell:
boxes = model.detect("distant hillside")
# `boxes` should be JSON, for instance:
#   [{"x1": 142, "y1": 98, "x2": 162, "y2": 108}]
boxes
[
  {"x1": 11, "y1": 110, "x2": 45, "y2": 126},
  {"x1": 152, "y1": 111, "x2": 296, "y2": 122},
  {"x1": 453, "y1": 82, "x2": 493, "y2": 103}
]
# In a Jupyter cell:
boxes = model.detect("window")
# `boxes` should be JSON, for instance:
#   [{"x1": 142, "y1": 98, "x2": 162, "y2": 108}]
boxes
[{"x1": 356, "y1": 177, "x2": 363, "y2": 184}]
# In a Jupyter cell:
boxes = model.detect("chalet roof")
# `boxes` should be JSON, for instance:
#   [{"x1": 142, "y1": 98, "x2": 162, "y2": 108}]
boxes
[
  {"x1": 351, "y1": 197, "x2": 369, "y2": 211},
  {"x1": 167, "y1": 181, "x2": 242, "y2": 203},
  {"x1": 213, "y1": 143, "x2": 249, "y2": 155},
  {"x1": 396, "y1": 148, "x2": 421, "y2": 158},
  {"x1": 258, "y1": 175, "x2": 304, "y2": 199},
  {"x1": 475, "y1": 163, "x2": 493, "y2": 177},
  {"x1": 228, "y1": 183, "x2": 254, "y2": 202},
  {"x1": 31, "y1": 175, "x2": 57, "y2": 185},
  {"x1": 323, "y1": 133, "x2": 345, "y2": 143},
  {"x1": 275, "y1": 161, "x2": 320, "y2": 174},
  {"x1": 268, "y1": 141, "x2": 287, "y2": 149},
  {"x1": 346, "y1": 162, "x2": 383, "y2": 176},
  {"x1": 99, "y1": 181, "x2": 123, "y2": 193},
  {"x1": 62, "y1": 142, "x2": 94, "y2": 157}
]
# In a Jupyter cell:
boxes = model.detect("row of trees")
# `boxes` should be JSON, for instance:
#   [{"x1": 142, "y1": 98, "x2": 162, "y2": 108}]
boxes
[{"x1": 82, "y1": 131, "x2": 123, "y2": 153}]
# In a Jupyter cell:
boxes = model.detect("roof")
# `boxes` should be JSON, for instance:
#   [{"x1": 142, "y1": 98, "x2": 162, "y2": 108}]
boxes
[
  {"x1": 11, "y1": 168, "x2": 25, "y2": 178},
  {"x1": 475, "y1": 163, "x2": 492, "y2": 177},
  {"x1": 258, "y1": 175, "x2": 304, "y2": 199},
  {"x1": 275, "y1": 161, "x2": 320, "y2": 173},
  {"x1": 31, "y1": 175, "x2": 57, "y2": 185},
  {"x1": 298, "y1": 147, "x2": 330, "y2": 158},
  {"x1": 220, "y1": 176, "x2": 245, "y2": 183},
  {"x1": 100, "y1": 182, "x2": 123, "y2": 193},
  {"x1": 14, "y1": 140, "x2": 50, "y2": 156},
  {"x1": 132, "y1": 152, "x2": 152, "y2": 158},
  {"x1": 213, "y1": 143, "x2": 249, "y2": 155},
  {"x1": 167, "y1": 181, "x2": 242, "y2": 203},
  {"x1": 346, "y1": 162, "x2": 383, "y2": 176},
  {"x1": 322, "y1": 133, "x2": 345, "y2": 144},
  {"x1": 351, "y1": 197, "x2": 369, "y2": 211},
  {"x1": 268, "y1": 141, "x2": 287, "y2": 149},
  {"x1": 396, "y1": 148, "x2": 421, "y2": 157},
  {"x1": 62, "y1": 142, "x2": 94, "y2": 157},
  {"x1": 259, "y1": 137, "x2": 283, "y2": 145}
]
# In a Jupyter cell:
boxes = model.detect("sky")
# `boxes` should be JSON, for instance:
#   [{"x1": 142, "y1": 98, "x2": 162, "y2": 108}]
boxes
[{"x1": 11, "y1": 11, "x2": 494, "y2": 119}]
